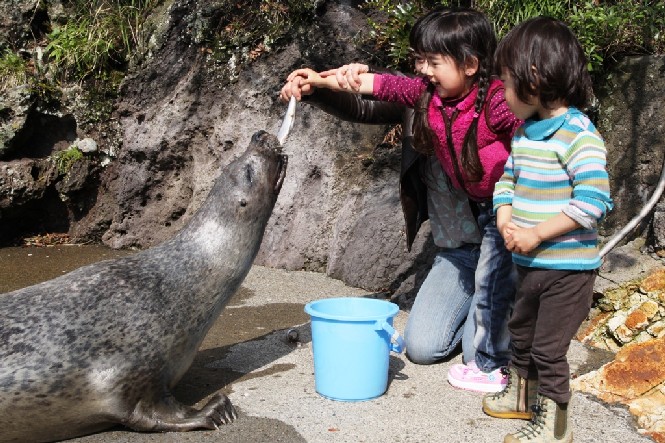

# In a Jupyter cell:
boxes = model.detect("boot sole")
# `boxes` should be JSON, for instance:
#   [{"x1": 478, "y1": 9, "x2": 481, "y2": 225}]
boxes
[{"x1": 482, "y1": 405, "x2": 532, "y2": 420}]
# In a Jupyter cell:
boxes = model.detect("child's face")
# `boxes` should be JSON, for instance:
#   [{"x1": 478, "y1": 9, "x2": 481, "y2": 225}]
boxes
[
  {"x1": 500, "y1": 68, "x2": 538, "y2": 120},
  {"x1": 424, "y1": 54, "x2": 475, "y2": 100}
]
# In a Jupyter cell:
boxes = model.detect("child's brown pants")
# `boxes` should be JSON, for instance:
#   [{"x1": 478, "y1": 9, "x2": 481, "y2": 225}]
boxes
[{"x1": 509, "y1": 266, "x2": 596, "y2": 404}]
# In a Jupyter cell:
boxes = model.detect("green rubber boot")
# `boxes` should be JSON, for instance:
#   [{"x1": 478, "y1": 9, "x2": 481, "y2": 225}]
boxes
[
  {"x1": 504, "y1": 394, "x2": 572, "y2": 443},
  {"x1": 483, "y1": 367, "x2": 538, "y2": 420}
]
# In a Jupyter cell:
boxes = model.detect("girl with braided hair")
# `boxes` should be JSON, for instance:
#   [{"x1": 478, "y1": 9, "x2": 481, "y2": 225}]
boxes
[{"x1": 281, "y1": 6, "x2": 521, "y2": 393}]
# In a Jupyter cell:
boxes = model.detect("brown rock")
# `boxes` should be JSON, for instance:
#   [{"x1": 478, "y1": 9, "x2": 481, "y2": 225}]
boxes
[
  {"x1": 649, "y1": 321, "x2": 665, "y2": 338},
  {"x1": 627, "y1": 390, "x2": 665, "y2": 440},
  {"x1": 614, "y1": 323, "x2": 635, "y2": 343},
  {"x1": 641, "y1": 269, "x2": 665, "y2": 293},
  {"x1": 624, "y1": 308, "x2": 649, "y2": 331},
  {"x1": 576, "y1": 311, "x2": 612, "y2": 342},
  {"x1": 602, "y1": 336, "x2": 665, "y2": 399}
]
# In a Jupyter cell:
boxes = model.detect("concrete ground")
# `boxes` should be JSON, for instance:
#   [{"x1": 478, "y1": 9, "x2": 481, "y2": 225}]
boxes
[
  {"x1": 2, "y1": 242, "x2": 659, "y2": 443},
  {"x1": 69, "y1": 263, "x2": 654, "y2": 443}
]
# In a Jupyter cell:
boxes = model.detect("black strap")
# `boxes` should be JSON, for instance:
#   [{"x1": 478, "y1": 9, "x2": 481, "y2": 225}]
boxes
[{"x1": 440, "y1": 107, "x2": 468, "y2": 195}]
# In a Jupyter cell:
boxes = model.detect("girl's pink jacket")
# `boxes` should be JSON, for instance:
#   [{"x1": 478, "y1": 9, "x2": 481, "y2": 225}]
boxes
[{"x1": 373, "y1": 75, "x2": 522, "y2": 201}]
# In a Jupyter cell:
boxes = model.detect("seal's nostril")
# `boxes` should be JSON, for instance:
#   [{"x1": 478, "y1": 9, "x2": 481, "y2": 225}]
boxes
[{"x1": 240, "y1": 199, "x2": 247, "y2": 207}]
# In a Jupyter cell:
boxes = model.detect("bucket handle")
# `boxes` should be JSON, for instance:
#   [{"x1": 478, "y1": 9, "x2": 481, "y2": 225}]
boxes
[{"x1": 378, "y1": 321, "x2": 404, "y2": 354}]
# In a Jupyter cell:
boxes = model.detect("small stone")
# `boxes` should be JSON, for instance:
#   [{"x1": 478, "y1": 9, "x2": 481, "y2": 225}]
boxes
[
  {"x1": 641, "y1": 269, "x2": 665, "y2": 293},
  {"x1": 598, "y1": 287, "x2": 629, "y2": 311},
  {"x1": 635, "y1": 331, "x2": 655, "y2": 344},
  {"x1": 603, "y1": 336, "x2": 621, "y2": 353},
  {"x1": 625, "y1": 309, "x2": 649, "y2": 332},
  {"x1": 614, "y1": 324, "x2": 635, "y2": 343},
  {"x1": 75, "y1": 138, "x2": 98, "y2": 153},
  {"x1": 607, "y1": 312, "x2": 628, "y2": 332},
  {"x1": 286, "y1": 328, "x2": 299, "y2": 343},
  {"x1": 648, "y1": 321, "x2": 665, "y2": 337},
  {"x1": 640, "y1": 300, "x2": 660, "y2": 319}
]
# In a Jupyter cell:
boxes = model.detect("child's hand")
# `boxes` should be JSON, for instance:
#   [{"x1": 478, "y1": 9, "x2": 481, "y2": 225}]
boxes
[
  {"x1": 288, "y1": 68, "x2": 322, "y2": 87},
  {"x1": 280, "y1": 75, "x2": 312, "y2": 103},
  {"x1": 280, "y1": 68, "x2": 321, "y2": 102},
  {"x1": 319, "y1": 63, "x2": 369, "y2": 91},
  {"x1": 498, "y1": 221, "x2": 517, "y2": 242},
  {"x1": 504, "y1": 226, "x2": 541, "y2": 254},
  {"x1": 283, "y1": 66, "x2": 375, "y2": 96}
]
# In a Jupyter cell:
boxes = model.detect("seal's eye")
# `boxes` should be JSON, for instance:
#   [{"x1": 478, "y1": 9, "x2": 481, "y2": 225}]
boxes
[{"x1": 239, "y1": 198, "x2": 247, "y2": 207}]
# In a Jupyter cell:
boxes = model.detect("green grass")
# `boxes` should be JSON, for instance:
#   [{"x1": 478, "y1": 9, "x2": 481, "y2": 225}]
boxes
[
  {"x1": 53, "y1": 146, "x2": 84, "y2": 175},
  {"x1": 45, "y1": 0, "x2": 160, "y2": 83},
  {"x1": 0, "y1": 50, "x2": 28, "y2": 90},
  {"x1": 362, "y1": 0, "x2": 665, "y2": 79}
]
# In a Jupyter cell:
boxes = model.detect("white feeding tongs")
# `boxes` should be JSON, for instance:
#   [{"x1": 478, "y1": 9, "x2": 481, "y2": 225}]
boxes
[{"x1": 276, "y1": 96, "x2": 297, "y2": 145}]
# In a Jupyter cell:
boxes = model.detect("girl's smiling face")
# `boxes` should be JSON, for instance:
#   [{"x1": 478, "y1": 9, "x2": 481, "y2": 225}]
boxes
[{"x1": 425, "y1": 53, "x2": 477, "y2": 100}]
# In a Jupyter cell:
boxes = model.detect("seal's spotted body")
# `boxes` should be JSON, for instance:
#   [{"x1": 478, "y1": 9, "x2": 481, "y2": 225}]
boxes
[{"x1": 0, "y1": 131, "x2": 287, "y2": 443}]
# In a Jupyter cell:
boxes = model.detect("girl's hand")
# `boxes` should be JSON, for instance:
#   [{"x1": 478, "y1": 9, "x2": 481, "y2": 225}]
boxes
[
  {"x1": 283, "y1": 66, "x2": 375, "y2": 96},
  {"x1": 280, "y1": 75, "x2": 313, "y2": 103},
  {"x1": 286, "y1": 68, "x2": 321, "y2": 84},
  {"x1": 281, "y1": 68, "x2": 322, "y2": 102},
  {"x1": 319, "y1": 63, "x2": 369, "y2": 91},
  {"x1": 504, "y1": 226, "x2": 541, "y2": 254}
]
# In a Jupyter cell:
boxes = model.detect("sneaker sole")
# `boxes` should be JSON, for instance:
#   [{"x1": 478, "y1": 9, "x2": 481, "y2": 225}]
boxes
[
  {"x1": 447, "y1": 373, "x2": 506, "y2": 393},
  {"x1": 482, "y1": 404, "x2": 532, "y2": 420}
]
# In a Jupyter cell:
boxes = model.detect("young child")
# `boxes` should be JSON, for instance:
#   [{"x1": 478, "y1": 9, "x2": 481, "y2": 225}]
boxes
[
  {"x1": 285, "y1": 7, "x2": 522, "y2": 393},
  {"x1": 484, "y1": 17, "x2": 614, "y2": 442}
]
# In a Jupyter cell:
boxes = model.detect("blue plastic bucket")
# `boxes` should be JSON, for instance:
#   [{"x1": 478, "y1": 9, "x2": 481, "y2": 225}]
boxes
[{"x1": 304, "y1": 297, "x2": 404, "y2": 401}]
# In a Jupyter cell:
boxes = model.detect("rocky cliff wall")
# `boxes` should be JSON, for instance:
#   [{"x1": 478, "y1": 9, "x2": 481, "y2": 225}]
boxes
[
  {"x1": 1, "y1": 0, "x2": 663, "y2": 302},
  {"x1": 597, "y1": 56, "x2": 665, "y2": 249}
]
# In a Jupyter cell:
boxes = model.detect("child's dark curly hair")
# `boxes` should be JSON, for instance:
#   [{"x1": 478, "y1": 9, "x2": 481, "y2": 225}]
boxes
[{"x1": 495, "y1": 16, "x2": 592, "y2": 110}]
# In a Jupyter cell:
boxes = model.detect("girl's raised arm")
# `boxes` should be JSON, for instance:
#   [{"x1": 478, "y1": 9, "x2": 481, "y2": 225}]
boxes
[
  {"x1": 290, "y1": 68, "x2": 375, "y2": 95},
  {"x1": 320, "y1": 63, "x2": 370, "y2": 91}
]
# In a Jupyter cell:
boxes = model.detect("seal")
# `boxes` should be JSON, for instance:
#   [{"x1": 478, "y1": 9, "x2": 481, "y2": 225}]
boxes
[{"x1": 0, "y1": 130, "x2": 287, "y2": 443}]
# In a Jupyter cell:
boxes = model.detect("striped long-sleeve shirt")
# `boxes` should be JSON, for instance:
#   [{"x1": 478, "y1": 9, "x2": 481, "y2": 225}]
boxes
[{"x1": 493, "y1": 107, "x2": 614, "y2": 270}]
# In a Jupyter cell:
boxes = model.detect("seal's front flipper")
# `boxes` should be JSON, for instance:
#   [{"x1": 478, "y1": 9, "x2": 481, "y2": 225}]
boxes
[{"x1": 125, "y1": 392, "x2": 237, "y2": 432}]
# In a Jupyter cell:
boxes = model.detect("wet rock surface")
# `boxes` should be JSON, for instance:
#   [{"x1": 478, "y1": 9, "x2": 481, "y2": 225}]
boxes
[{"x1": 596, "y1": 56, "x2": 665, "y2": 248}]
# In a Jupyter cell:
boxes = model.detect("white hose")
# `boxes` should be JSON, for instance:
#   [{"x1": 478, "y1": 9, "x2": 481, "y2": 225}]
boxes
[{"x1": 600, "y1": 154, "x2": 665, "y2": 257}]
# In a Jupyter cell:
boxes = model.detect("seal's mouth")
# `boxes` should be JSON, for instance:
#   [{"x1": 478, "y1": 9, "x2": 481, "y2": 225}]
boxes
[
  {"x1": 274, "y1": 154, "x2": 288, "y2": 194},
  {"x1": 250, "y1": 130, "x2": 287, "y2": 194}
]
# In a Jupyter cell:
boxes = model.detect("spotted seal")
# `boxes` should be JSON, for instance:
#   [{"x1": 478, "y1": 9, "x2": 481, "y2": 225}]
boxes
[{"x1": 0, "y1": 130, "x2": 287, "y2": 443}]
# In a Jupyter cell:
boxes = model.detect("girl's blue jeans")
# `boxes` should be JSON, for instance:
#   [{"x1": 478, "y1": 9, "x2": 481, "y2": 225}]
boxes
[{"x1": 403, "y1": 202, "x2": 515, "y2": 372}]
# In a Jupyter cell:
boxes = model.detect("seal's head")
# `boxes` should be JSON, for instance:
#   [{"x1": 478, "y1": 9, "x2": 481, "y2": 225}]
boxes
[
  {"x1": 228, "y1": 129, "x2": 287, "y2": 212},
  {"x1": 244, "y1": 129, "x2": 288, "y2": 195},
  {"x1": 190, "y1": 130, "x2": 287, "y2": 240}
]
